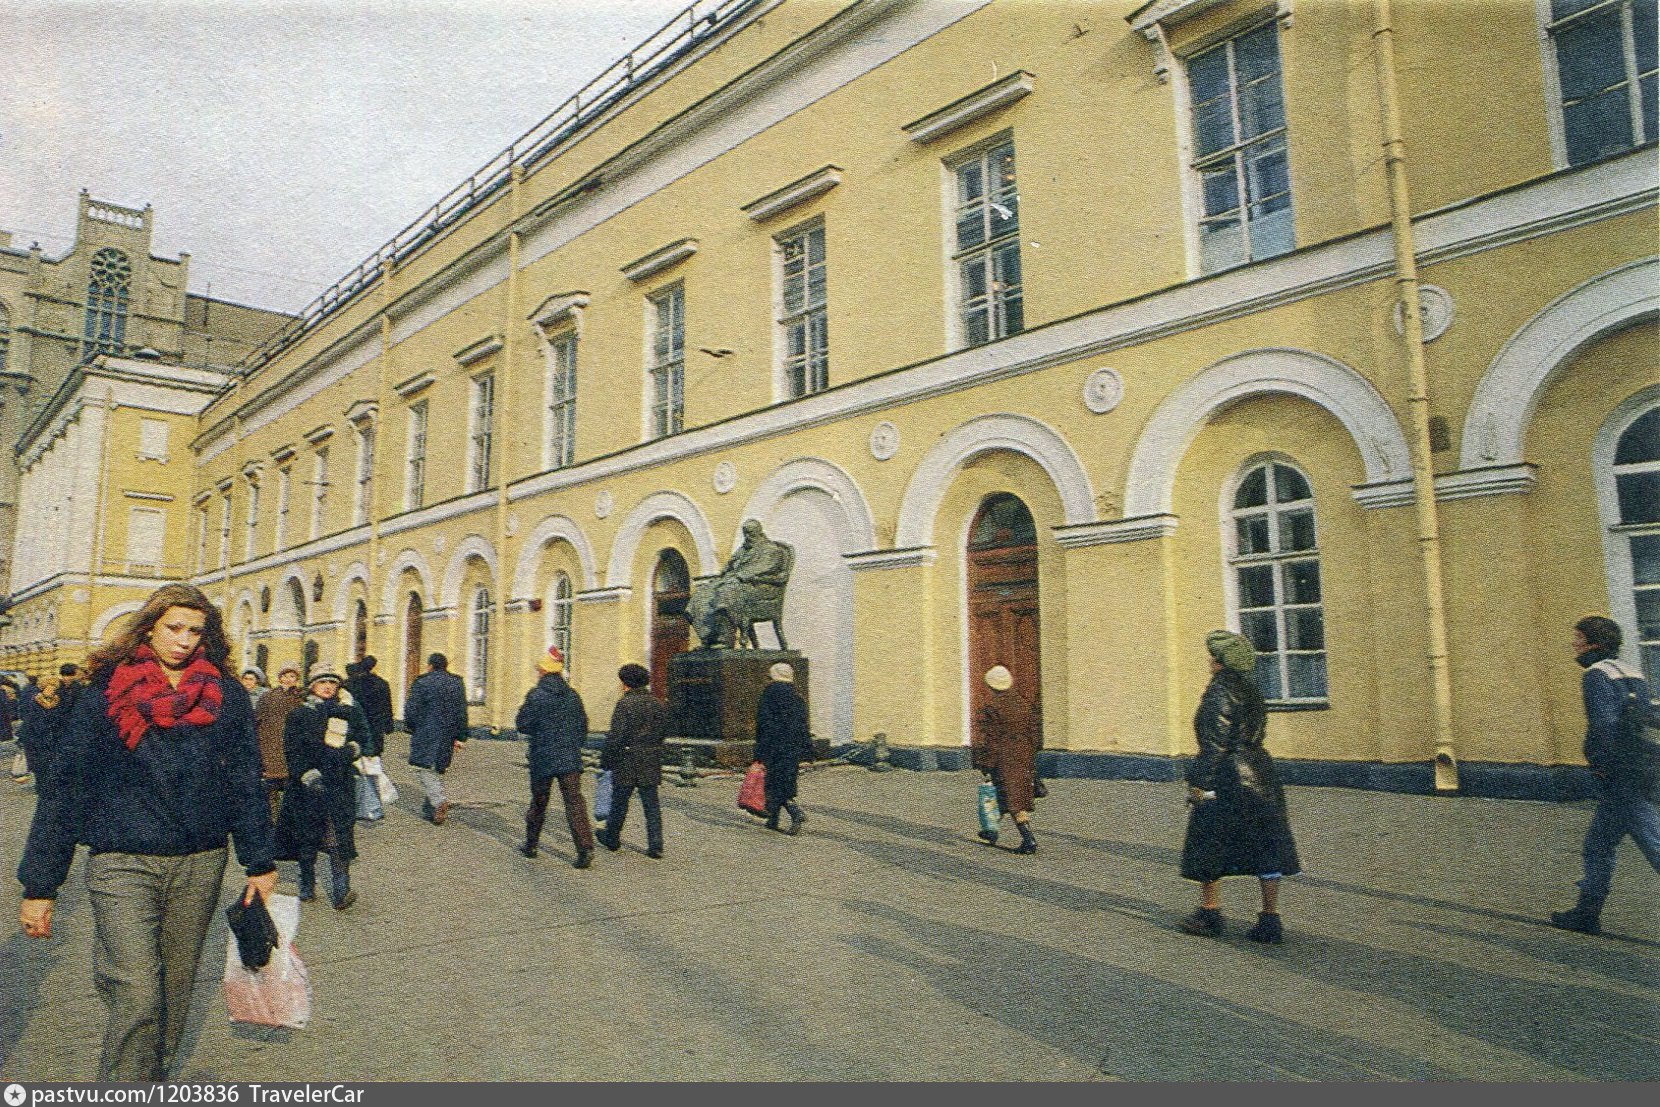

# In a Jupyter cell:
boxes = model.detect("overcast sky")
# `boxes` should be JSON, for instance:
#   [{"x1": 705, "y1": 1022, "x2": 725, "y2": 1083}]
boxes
[{"x1": 2, "y1": 0, "x2": 702, "y2": 312}]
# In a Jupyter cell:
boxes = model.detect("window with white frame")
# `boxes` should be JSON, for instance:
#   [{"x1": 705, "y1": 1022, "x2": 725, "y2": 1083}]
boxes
[
  {"x1": 406, "y1": 400, "x2": 427, "y2": 510},
  {"x1": 218, "y1": 492, "x2": 231, "y2": 569},
  {"x1": 546, "y1": 333, "x2": 578, "y2": 470},
  {"x1": 275, "y1": 465, "x2": 291, "y2": 551},
  {"x1": 244, "y1": 476, "x2": 260, "y2": 561},
  {"x1": 194, "y1": 504, "x2": 209, "y2": 573},
  {"x1": 127, "y1": 506, "x2": 164, "y2": 576},
  {"x1": 1612, "y1": 405, "x2": 1660, "y2": 683},
  {"x1": 1548, "y1": 0, "x2": 1657, "y2": 166},
  {"x1": 777, "y1": 222, "x2": 829, "y2": 397},
  {"x1": 467, "y1": 585, "x2": 491, "y2": 703},
  {"x1": 951, "y1": 139, "x2": 1022, "y2": 348},
  {"x1": 648, "y1": 285, "x2": 685, "y2": 439},
  {"x1": 0, "y1": 301, "x2": 10, "y2": 371},
  {"x1": 468, "y1": 373, "x2": 495, "y2": 492},
  {"x1": 138, "y1": 418, "x2": 169, "y2": 461},
  {"x1": 1228, "y1": 459, "x2": 1327, "y2": 704},
  {"x1": 1186, "y1": 19, "x2": 1295, "y2": 273},
  {"x1": 548, "y1": 570, "x2": 573, "y2": 667},
  {"x1": 354, "y1": 422, "x2": 375, "y2": 526},
  {"x1": 310, "y1": 446, "x2": 329, "y2": 540},
  {"x1": 82, "y1": 248, "x2": 131, "y2": 359}
]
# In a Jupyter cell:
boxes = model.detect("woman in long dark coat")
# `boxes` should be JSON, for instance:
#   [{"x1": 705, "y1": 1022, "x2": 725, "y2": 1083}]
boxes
[
  {"x1": 972, "y1": 665, "x2": 1041, "y2": 853},
  {"x1": 598, "y1": 663, "x2": 672, "y2": 858},
  {"x1": 274, "y1": 662, "x2": 368, "y2": 909},
  {"x1": 1178, "y1": 630, "x2": 1301, "y2": 943},
  {"x1": 754, "y1": 662, "x2": 811, "y2": 835}
]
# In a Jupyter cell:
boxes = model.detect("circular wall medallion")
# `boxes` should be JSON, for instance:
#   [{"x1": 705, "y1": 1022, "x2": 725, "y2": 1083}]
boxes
[
  {"x1": 594, "y1": 490, "x2": 614, "y2": 519},
  {"x1": 1083, "y1": 367, "x2": 1124, "y2": 414},
  {"x1": 870, "y1": 421, "x2": 900, "y2": 461},
  {"x1": 506, "y1": 513, "x2": 520, "y2": 537},
  {"x1": 1392, "y1": 284, "x2": 1455, "y2": 342},
  {"x1": 71, "y1": 588, "x2": 90, "y2": 604},
  {"x1": 432, "y1": 535, "x2": 447, "y2": 556},
  {"x1": 713, "y1": 461, "x2": 737, "y2": 495}
]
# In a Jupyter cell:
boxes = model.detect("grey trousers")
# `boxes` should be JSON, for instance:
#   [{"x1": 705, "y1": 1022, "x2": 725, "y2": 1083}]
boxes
[
  {"x1": 416, "y1": 766, "x2": 448, "y2": 808},
  {"x1": 86, "y1": 847, "x2": 228, "y2": 1081}
]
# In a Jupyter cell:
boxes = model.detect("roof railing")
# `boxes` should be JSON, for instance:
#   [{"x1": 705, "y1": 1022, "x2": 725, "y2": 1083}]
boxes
[{"x1": 233, "y1": 0, "x2": 761, "y2": 381}]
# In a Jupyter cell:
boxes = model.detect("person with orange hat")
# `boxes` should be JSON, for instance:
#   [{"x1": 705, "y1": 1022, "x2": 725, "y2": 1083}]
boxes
[{"x1": 513, "y1": 646, "x2": 595, "y2": 868}]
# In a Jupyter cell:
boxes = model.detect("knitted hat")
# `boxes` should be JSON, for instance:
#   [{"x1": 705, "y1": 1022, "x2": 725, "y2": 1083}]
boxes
[
  {"x1": 769, "y1": 662, "x2": 794, "y2": 682},
  {"x1": 1205, "y1": 630, "x2": 1258, "y2": 673},
  {"x1": 984, "y1": 665, "x2": 1014, "y2": 692},
  {"x1": 241, "y1": 666, "x2": 266, "y2": 684},
  {"x1": 538, "y1": 646, "x2": 565, "y2": 674},
  {"x1": 308, "y1": 660, "x2": 345, "y2": 685}
]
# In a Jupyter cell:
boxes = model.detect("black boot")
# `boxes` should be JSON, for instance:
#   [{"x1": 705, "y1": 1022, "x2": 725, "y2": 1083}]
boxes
[
  {"x1": 1179, "y1": 906, "x2": 1223, "y2": 937},
  {"x1": 977, "y1": 828, "x2": 998, "y2": 846},
  {"x1": 1015, "y1": 822, "x2": 1037, "y2": 854},
  {"x1": 765, "y1": 805, "x2": 781, "y2": 832},
  {"x1": 785, "y1": 803, "x2": 805, "y2": 836},
  {"x1": 1550, "y1": 892, "x2": 1605, "y2": 935},
  {"x1": 573, "y1": 848, "x2": 593, "y2": 869},
  {"x1": 1245, "y1": 912, "x2": 1283, "y2": 944}
]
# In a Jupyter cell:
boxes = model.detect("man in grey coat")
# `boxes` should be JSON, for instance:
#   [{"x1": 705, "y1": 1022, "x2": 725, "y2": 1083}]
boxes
[{"x1": 404, "y1": 653, "x2": 469, "y2": 825}]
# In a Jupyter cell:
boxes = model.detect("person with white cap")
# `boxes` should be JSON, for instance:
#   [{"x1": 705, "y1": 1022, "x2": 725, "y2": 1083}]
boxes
[
  {"x1": 972, "y1": 664, "x2": 1041, "y2": 853},
  {"x1": 753, "y1": 661, "x2": 811, "y2": 834},
  {"x1": 514, "y1": 646, "x2": 595, "y2": 867},
  {"x1": 273, "y1": 659, "x2": 370, "y2": 909}
]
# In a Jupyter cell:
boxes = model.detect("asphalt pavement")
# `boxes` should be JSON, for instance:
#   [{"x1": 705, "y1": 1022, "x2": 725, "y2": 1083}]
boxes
[{"x1": 2, "y1": 737, "x2": 1657, "y2": 1081}]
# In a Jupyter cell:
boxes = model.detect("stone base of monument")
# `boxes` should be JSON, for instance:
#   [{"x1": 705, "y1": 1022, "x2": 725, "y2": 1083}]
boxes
[{"x1": 668, "y1": 648, "x2": 809, "y2": 748}]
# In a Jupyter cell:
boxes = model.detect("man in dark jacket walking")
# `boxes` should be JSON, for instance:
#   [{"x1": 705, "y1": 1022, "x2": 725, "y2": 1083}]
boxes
[
  {"x1": 344, "y1": 655, "x2": 394, "y2": 758},
  {"x1": 754, "y1": 661, "x2": 811, "y2": 835},
  {"x1": 514, "y1": 647, "x2": 594, "y2": 867},
  {"x1": 405, "y1": 653, "x2": 469, "y2": 824},
  {"x1": 597, "y1": 663, "x2": 672, "y2": 858},
  {"x1": 1550, "y1": 615, "x2": 1660, "y2": 935}
]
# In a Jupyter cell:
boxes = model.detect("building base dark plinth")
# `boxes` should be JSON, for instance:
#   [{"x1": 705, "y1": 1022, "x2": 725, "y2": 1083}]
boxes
[{"x1": 668, "y1": 648, "x2": 808, "y2": 743}]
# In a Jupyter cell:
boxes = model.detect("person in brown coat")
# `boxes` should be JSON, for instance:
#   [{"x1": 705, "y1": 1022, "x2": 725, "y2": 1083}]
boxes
[
  {"x1": 597, "y1": 663, "x2": 672, "y2": 858},
  {"x1": 253, "y1": 666, "x2": 306, "y2": 820},
  {"x1": 972, "y1": 664, "x2": 1041, "y2": 854}
]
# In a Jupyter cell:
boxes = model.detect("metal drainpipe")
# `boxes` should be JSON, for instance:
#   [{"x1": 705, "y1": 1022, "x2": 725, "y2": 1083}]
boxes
[
  {"x1": 1373, "y1": 0, "x2": 1459, "y2": 792},
  {"x1": 373, "y1": 262, "x2": 393, "y2": 670},
  {"x1": 491, "y1": 165, "x2": 526, "y2": 737}
]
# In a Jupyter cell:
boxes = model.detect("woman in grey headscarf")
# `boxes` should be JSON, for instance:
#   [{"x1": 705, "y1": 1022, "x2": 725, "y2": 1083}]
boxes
[{"x1": 1178, "y1": 630, "x2": 1301, "y2": 943}]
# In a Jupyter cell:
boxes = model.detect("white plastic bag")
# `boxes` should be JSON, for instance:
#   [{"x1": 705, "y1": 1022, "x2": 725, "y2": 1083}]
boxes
[
  {"x1": 224, "y1": 892, "x2": 312, "y2": 1029},
  {"x1": 358, "y1": 756, "x2": 399, "y2": 806}
]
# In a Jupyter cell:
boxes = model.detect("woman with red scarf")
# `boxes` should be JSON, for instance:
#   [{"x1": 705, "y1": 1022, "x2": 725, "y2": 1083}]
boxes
[{"x1": 16, "y1": 584, "x2": 276, "y2": 1081}]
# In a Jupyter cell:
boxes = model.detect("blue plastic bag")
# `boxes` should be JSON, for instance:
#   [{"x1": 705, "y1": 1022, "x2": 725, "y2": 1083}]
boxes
[
  {"x1": 592, "y1": 769, "x2": 614, "y2": 823},
  {"x1": 354, "y1": 772, "x2": 383, "y2": 822},
  {"x1": 976, "y1": 781, "x2": 1000, "y2": 836}
]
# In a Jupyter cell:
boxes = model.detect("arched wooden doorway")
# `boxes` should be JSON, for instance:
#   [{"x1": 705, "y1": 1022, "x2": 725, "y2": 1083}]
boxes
[
  {"x1": 967, "y1": 493, "x2": 1042, "y2": 747},
  {"x1": 402, "y1": 591, "x2": 424, "y2": 701},
  {"x1": 650, "y1": 549, "x2": 690, "y2": 694}
]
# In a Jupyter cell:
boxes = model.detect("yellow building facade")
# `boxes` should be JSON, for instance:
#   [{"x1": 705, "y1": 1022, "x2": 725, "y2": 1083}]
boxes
[{"x1": 11, "y1": 0, "x2": 1658, "y2": 796}]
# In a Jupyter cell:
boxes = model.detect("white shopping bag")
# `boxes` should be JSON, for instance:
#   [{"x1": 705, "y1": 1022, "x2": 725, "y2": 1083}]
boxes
[
  {"x1": 358, "y1": 755, "x2": 399, "y2": 806},
  {"x1": 223, "y1": 892, "x2": 312, "y2": 1029}
]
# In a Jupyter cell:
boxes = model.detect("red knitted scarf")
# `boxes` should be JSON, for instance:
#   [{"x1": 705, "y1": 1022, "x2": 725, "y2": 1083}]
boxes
[{"x1": 106, "y1": 644, "x2": 224, "y2": 751}]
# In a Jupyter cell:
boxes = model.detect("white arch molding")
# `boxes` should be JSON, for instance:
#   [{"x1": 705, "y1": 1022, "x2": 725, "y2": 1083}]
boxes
[
  {"x1": 894, "y1": 414, "x2": 1096, "y2": 549},
  {"x1": 90, "y1": 601, "x2": 144, "y2": 642},
  {"x1": 270, "y1": 570, "x2": 309, "y2": 631},
  {"x1": 605, "y1": 490, "x2": 719, "y2": 588},
  {"x1": 739, "y1": 458, "x2": 878, "y2": 553},
  {"x1": 379, "y1": 548, "x2": 437, "y2": 617},
  {"x1": 511, "y1": 514, "x2": 599, "y2": 599},
  {"x1": 439, "y1": 534, "x2": 500, "y2": 609},
  {"x1": 330, "y1": 562, "x2": 372, "y2": 624},
  {"x1": 1122, "y1": 348, "x2": 1414, "y2": 519},
  {"x1": 1462, "y1": 257, "x2": 1659, "y2": 471}
]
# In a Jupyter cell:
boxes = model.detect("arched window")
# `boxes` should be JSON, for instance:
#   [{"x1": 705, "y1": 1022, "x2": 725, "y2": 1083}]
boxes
[
  {"x1": 1227, "y1": 458, "x2": 1327, "y2": 704},
  {"x1": 468, "y1": 585, "x2": 491, "y2": 704},
  {"x1": 0, "y1": 300, "x2": 11, "y2": 371},
  {"x1": 548, "y1": 571, "x2": 574, "y2": 668},
  {"x1": 1612, "y1": 406, "x2": 1660, "y2": 683},
  {"x1": 83, "y1": 248, "x2": 131, "y2": 358},
  {"x1": 352, "y1": 599, "x2": 369, "y2": 663}
]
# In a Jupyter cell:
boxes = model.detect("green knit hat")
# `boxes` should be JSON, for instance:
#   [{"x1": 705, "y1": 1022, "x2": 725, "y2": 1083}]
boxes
[{"x1": 1206, "y1": 630, "x2": 1257, "y2": 673}]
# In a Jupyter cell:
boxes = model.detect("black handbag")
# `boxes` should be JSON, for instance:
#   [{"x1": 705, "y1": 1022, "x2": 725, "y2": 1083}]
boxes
[{"x1": 225, "y1": 890, "x2": 280, "y2": 971}]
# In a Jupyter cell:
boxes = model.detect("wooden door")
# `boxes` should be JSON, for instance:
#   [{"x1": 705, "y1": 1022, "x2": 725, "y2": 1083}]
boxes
[
  {"x1": 967, "y1": 494, "x2": 1042, "y2": 745},
  {"x1": 403, "y1": 591, "x2": 423, "y2": 702},
  {"x1": 650, "y1": 549, "x2": 690, "y2": 694}
]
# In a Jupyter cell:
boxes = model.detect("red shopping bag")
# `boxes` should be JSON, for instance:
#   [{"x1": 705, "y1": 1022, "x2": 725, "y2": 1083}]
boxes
[{"x1": 738, "y1": 761, "x2": 767, "y2": 817}]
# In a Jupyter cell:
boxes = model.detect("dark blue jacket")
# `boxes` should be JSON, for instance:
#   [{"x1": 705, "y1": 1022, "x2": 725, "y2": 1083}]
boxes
[
  {"x1": 1583, "y1": 654, "x2": 1655, "y2": 797},
  {"x1": 515, "y1": 673, "x2": 589, "y2": 780},
  {"x1": 17, "y1": 682, "x2": 81, "y2": 793},
  {"x1": 404, "y1": 669, "x2": 469, "y2": 772},
  {"x1": 17, "y1": 669, "x2": 276, "y2": 900},
  {"x1": 343, "y1": 671, "x2": 393, "y2": 756}
]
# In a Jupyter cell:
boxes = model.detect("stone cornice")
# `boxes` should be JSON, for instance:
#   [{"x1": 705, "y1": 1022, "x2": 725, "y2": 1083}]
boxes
[
  {"x1": 741, "y1": 165, "x2": 842, "y2": 222},
  {"x1": 844, "y1": 547, "x2": 935, "y2": 572},
  {"x1": 454, "y1": 335, "x2": 504, "y2": 367},
  {"x1": 621, "y1": 238, "x2": 699, "y2": 283},
  {"x1": 902, "y1": 71, "x2": 1034, "y2": 145}
]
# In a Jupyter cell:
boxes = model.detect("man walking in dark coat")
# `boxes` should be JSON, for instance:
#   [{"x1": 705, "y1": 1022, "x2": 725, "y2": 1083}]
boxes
[
  {"x1": 1550, "y1": 615, "x2": 1660, "y2": 935},
  {"x1": 405, "y1": 652, "x2": 469, "y2": 824},
  {"x1": 274, "y1": 661, "x2": 369, "y2": 909},
  {"x1": 16, "y1": 664, "x2": 84, "y2": 794},
  {"x1": 754, "y1": 661, "x2": 811, "y2": 835},
  {"x1": 514, "y1": 647, "x2": 594, "y2": 867},
  {"x1": 344, "y1": 655, "x2": 394, "y2": 759},
  {"x1": 597, "y1": 663, "x2": 672, "y2": 858}
]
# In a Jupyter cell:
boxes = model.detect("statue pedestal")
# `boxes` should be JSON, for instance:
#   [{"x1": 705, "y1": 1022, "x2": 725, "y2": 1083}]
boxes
[{"x1": 668, "y1": 649, "x2": 808, "y2": 766}]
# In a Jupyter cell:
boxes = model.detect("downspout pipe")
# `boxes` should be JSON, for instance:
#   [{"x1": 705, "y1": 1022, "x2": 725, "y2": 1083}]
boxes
[
  {"x1": 491, "y1": 165, "x2": 526, "y2": 737},
  {"x1": 1373, "y1": 0, "x2": 1459, "y2": 792}
]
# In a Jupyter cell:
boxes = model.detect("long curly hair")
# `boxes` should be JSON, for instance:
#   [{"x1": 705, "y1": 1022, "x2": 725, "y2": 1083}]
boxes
[{"x1": 87, "y1": 584, "x2": 231, "y2": 678}]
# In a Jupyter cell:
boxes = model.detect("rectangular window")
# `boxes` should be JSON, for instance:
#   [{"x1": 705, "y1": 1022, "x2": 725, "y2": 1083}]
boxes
[
  {"x1": 546, "y1": 334, "x2": 578, "y2": 470},
  {"x1": 311, "y1": 446, "x2": 329, "y2": 540},
  {"x1": 217, "y1": 494, "x2": 231, "y2": 570},
  {"x1": 469, "y1": 373, "x2": 495, "y2": 493},
  {"x1": 1187, "y1": 20, "x2": 1295, "y2": 273},
  {"x1": 138, "y1": 418, "x2": 169, "y2": 461},
  {"x1": 951, "y1": 140, "x2": 1023, "y2": 348},
  {"x1": 195, "y1": 505, "x2": 209, "y2": 573},
  {"x1": 648, "y1": 285, "x2": 685, "y2": 439},
  {"x1": 275, "y1": 466, "x2": 291, "y2": 551},
  {"x1": 244, "y1": 478, "x2": 260, "y2": 561},
  {"x1": 1549, "y1": 0, "x2": 1658, "y2": 165},
  {"x1": 354, "y1": 423, "x2": 375, "y2": 526},
  {"x1": 406, "y1": 401, "x2": 428, "y2": 511},
  {"x1": 127, "y1": 507, "x2": 165, "y2": 576},
  {"x1": 777, "y1": 223, "x2": 829, "y2": 398}
]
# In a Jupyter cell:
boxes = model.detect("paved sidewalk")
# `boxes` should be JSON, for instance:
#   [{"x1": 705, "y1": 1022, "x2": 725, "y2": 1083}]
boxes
[{"x1": 2, "y1": 738, "x2": 1657, "y2": 1081}]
